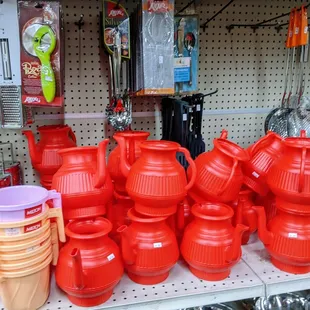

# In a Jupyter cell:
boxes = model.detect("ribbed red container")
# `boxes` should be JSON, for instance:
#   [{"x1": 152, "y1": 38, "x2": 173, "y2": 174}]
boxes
[
  {"x1": 52, "y1": 140, "x2": 113, "y2": 220},
  {"x1": 181, "y1": 203, "x2": 248, "y2": 281},
  {"x1": 56, "y1": 218, "x2": 124, "y2": 306},
  {"x1": 118, "y1": 208, "x2": 179, "y2": 284},
  {"x1": 23, "y1": 125, "x2": 77, "y2": 189}
]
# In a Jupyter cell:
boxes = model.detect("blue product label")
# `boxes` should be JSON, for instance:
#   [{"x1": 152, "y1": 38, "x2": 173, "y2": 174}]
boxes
[{"x1": 174, "y1": 67, "x2": 190, "y2": 82}]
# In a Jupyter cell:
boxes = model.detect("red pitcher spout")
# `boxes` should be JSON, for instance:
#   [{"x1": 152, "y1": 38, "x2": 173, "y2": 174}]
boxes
[
  {"x1": 117, "y1": 225, "x2": 136, "y2": 265},
  {"x1": 94, "y1": 139, "x2": 109, "y2": 189},
  {"x1": 22, "y1": 130, "x2": 41, "y2": 165},
  {"x1": 226, "y1": 224, "x2": 248, "y2": 262},
  {"x1": 253, "y1": 206, "x2": 273, "y2": 245},
  {"x1": 71, "y1": 248, "x2": 84, "y2": 289},
  {"x1": 114, "y1": 136, "x2": 131, "y2": 178}
]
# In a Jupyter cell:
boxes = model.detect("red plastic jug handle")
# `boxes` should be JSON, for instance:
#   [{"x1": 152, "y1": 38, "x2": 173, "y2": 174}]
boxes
[
  {"x1": 250, "y1": 132, "x2": 275, "y2": 156},
  {"x1": 218, "y1": 158, "x2": 238, "y2": 195},
  {"x1": 299, "y1": 147, "x2": 307, "y2": 193},
  {"x1": 68, "y1": 128, "x2": 77, "y2": 144},
  {"x1": 178, "y1": 147, "x2": 197, "y2": 191},
  {"x1": 114, "y1": 191, "x2": 131, "y2": 201},
  {"x1": 220, "y1": 129, "x2": 228, "y2": 139}
]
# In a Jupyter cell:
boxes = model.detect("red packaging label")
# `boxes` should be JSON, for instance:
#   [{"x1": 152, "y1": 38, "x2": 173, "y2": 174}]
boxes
[
  {"x1": 24, "y1": 221, "x2": 42, "y2": 233},
  {"x1": 107, "y1": 2, "x2": 125, "y2": 18},
  {"x1": 147, "y1": 0, "x2": 170, "y2": 13},
  {"x1": 25, "y1": 205, "x2": 42, "y2": 218}
]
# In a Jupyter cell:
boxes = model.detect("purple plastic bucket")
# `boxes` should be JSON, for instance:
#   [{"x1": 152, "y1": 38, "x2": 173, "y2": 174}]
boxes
[{"x1": 0, "y1": 185, "x2": 61, "y2": 222}]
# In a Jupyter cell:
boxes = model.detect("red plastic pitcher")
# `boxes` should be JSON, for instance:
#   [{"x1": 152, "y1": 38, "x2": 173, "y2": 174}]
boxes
[
  {"x1": 181, "y1": 203, "x2": 248, "y2": 281},
  {"x1": 255, "y1": 204, "x2": 310, "y2": 274},
  {"x1": 55, "y1": 217, "x2": 124, "y2": 306},
  {"x1": 117, "y1": 140, "x2": 197, "y2": 217},
  {"x1": 188, "y1": 131, "x2": 249, "y2": 203},
  {"x1": 267, "y1": 130, "x2": 310, "y2": 204},
  {"x1": 118, "y1": 208, "x2": 179, "y2": 284},
  {"x1": 51, "y1": 140, "x2": 113, "y2": 220},
  {"x1": 109, "y1": 131, "x2": 150, "y2": 195},
  {"x1": 243, "y1": 132, "x2": 283, "y2": 196},
  {"x1": 23, "y1": 125, "x2": 77, "y2": 189}
]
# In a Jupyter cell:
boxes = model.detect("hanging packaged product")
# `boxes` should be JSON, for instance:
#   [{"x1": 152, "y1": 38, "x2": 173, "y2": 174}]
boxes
[
  {"x1": 135, "y1": 0, "x2": 175, "y2": 96},
  {"x1": 18, "y1": 1, "x2": 64, "y2": 107},
  {"x1": 174, "y1": 15, "x2": 199, "y2": 94},
  {"x1": 102, "y1": 0, "x2": 130, "y2": 59}
]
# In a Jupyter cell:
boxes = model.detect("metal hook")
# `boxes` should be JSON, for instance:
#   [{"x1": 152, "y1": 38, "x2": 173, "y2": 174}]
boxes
[
  {"x1": 75, "y1": 14, "x2": 85, "y2": 30},
  {"x1": 196, "y1": 88, "x2": 219, "y2": 98}
]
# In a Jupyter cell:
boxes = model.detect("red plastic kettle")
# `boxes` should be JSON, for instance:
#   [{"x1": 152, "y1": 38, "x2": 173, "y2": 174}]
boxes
[
  {"x1": 23, "y1": 125, "x2": 76, "y2": 189},
  {"x1": 187, "y1": 130, "x2": 249, "y2": 203},
  {"x1": 255, "y1": 204, "x2": 310, "y2": 274},
  {"x1": 108, "y1": 131, "x2": 150, "y2": 195},
  {"x1": 267, "y1": 130, "x2": 310, "y2": 204},
  {"x1": 56, "y1": 217, "x2": 124, "y2": 306},
  {"x1": 52, "y1": 140, "x2": 113, "y2": 220},
  {"x1": 116, "y1": 140, "x2": 197, "y2": 217},
  {"x1": 243, "y1": 132, "x2": 283, "y2": 196},
  {"x1": 118, "y1": 208, "x2": 179, "y2": 284},
  {"x1": 181, "y1": 202, "x2": 248, "y2": 280}
]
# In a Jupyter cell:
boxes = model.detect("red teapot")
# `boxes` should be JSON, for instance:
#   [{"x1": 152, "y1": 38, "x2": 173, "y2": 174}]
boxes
[
  {"x1": 23, "y1": 125, "x2": 77, "y2": 189},
  {"x1": 188, "y1": 130, "x2": 249, "y2": 203},
  {"x1": 255, "y1": 205, "x2": 310, "y2": 274},
  {"x1": 51, "y1": 140, "x2": 113, "y2": 220},
  {"x1": 56, "y1": 218, "x2": 124, "y2": 306},
  {"x1": 243, "y1": 132, "x2": 283, "y2": 196},
  {"x1": 267, "y1": 130, "x2": 310, "y2": 204},
  {"x1": 231, "y1": 189, "x2": 257, "y2": 245},
  {"x1": 181, "y1": 203, "x2": 248, "y2": 280},
  {"x1": 117, "y1": 208, "x2": 179, "y2": 284},
  {"x1": 108, "y1": 131, "x2": 150, "y2": 195},
  {"x1": 116, "y1": 140, "x2": 197, "y2": 217}
]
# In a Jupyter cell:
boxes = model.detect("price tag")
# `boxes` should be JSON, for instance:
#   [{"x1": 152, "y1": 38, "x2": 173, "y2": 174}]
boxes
[
  {"x1": 252, "y1": 171, "x2": 260, "y2": 178},
  {"x1": 107, "y1": 253, "x2": 115, "y2": 261},
  {"x1": 183, "y1": 114, "x2": 187, "y2": 121},
  {"x1": 5, "y1": 227, "x2": 21, "y2": 236},
  {"x1": 288, "y1": 233, "x2": 298, "y2": 239},
  {"x1": 153, "y1": 242, "x2": 162, "y2": 248},
  {"x1": 196, "y1": 104, "x2": 201, "y2": 111}
]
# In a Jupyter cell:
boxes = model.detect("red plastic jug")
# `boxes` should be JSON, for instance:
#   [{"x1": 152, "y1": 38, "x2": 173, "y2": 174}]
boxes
[
  {"x1": 255, "y1": 192, "x2": 277, "y2": 224},
  {"x1": 243, "y1": 132, "x2": 283, "y2": 196},
  {"x1": 187, "y1": 131, "x2": 249, "y2": 203},
  {"x1": 23, "y1": 125, "x2": 77, "y2": 189},
  {"x1": 56, "y1": 217, "x2": 124, "y2": 306},
  {"x1": 255, "y1": 204, "x2": 310, "y2": 274},
  {"x1": 181, "y1": 203, "x2": 248, "y2": 281},
  {"x1": 108, "y1": 131, "x2": 150, "y2": 195},
  {"x1": 231, "y1": 189, "x2": 257, "y2": 245},
  {"x1": 51, "y1": 140, "x2": 113, "y2": 220},
  {"x1": 116, "y1": 140, "x2": 197, "y2": 217},
  {"x1": 117, "y1": 208, "x2": 179, "y2": 284},
  {"x1": 267, "y1": 130, "x2": 310, "y2": 204}
]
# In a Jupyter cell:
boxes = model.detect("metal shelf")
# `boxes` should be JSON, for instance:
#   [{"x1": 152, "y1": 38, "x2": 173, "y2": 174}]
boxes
[
  {"x1": 39, "y1": 260, "x2": 263, "y2": 310},
  {"x1": 242, "y1": 235, "x2": 310, "y2": 297}
]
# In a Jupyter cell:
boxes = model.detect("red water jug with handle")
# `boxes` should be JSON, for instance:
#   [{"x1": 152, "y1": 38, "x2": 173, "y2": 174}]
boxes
[
  {"x1": 56, "y1": 217, "x2": 124, "y2": 306},
  {"x1": 117, "y1": 208, "x2": 179, "y2": 284},
  {"x1": 23, "y1": 125, "x2": 77, "y2": 189},
  {"x1": 108, "y1": 131, "x2": 150, "y2": 195},
  {"x1": 255, "y1": 204, "x2": 310, "y2": 274},
  {"x1": 187, "y1": 130, "x2": 249, "y2": 203},
  {"x1": 51, "y1": 140, "x2": 113, "y2": 220},
  {"x1": 181, "y1": 202, "x2": 248, "y2": 280},
  {"x1": 267, "y1": 130, "x2": 310, "y2": 205},
  {"x1": 243, "y1": 132, "x2": 283, "y2": 196},
  {"x1": 115, "y1": 139, "x2": 197, "y2": 217}
]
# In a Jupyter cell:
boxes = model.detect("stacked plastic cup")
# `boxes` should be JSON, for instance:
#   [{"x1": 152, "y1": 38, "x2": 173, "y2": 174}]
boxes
[{"x1": 0, "y1": 185, "x2": 65, "y2": 310}]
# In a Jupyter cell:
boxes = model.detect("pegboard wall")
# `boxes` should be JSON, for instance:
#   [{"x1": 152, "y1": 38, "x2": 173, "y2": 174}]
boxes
[{"x1": 0, "y1": 0, "x2": 309, "y2": 185}]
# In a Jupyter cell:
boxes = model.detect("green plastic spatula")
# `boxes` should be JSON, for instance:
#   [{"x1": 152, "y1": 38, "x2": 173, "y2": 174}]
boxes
[{"x1": 33, "y1": 25, "x2": 56, "y2": 103}]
